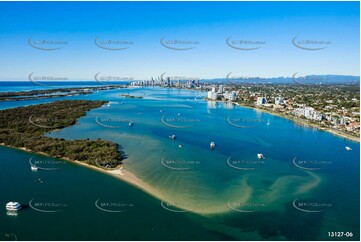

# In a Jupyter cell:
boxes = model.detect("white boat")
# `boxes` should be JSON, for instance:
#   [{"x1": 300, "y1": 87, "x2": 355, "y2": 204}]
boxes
[
  {"x1": 169, "y1": 135, "x2": 176, "y2": 140},
  {"x1": 257, "y1": 153, "x2": 264, "y2": 159},
  {"x1": 6, "y1": 202, "x2": 22, "y2": 211},
  {"x1": 129, "y1": 121, "x2": 134, "y2": 127},
  {"x1": 210, "y1": 142, "x2": 216, "y2": 149},
  {"x1": 267, "y1": 119, "x2": 270, "y2": 126},
  {"x1": 177, "y1": 113, "x2": 181, "y2": 116},
  {"x1": 345, "y1": 146, "x2": 352, "y2": 151},
  {"x1": 31, "y1": 165, "x2": 38, "y2": 171},
  {"x1": 178, "y1": 144, "x2": 183, "y2": 148}
]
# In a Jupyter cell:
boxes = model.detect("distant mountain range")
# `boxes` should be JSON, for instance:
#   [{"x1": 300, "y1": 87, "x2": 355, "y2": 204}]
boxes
[{"x1": 201, "y1": 75, "x2": 360, "y2": 84}]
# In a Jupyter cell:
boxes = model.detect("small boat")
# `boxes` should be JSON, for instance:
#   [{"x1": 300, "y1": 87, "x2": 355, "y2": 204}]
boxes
[
  {"x1": 267, "y1": 119, "x2": 270, "y2": 126},
  {"x1": 120, "y1": 102, "x2": 124, "y2": 105},
  {"x1": 177, "y1": 113, "x2": 181, "y2": 116},
  {"x1": 129, "y1": 121, "x2": 134, "y2": 127},
  {"x1": 257, "y1": 153, "x2": 264, "y2": 159},
  {"x1": 138, "y1": 112, "x2": 143, "y2": 115},
  {"x1": 345, "y1": 146, "x2": 352, "y2": 151},
  {"x1": 160, "y1": 109, "x2": 163, "y2": 113},
  {"x1": 178, "y1": 144, "x2": 183, "y2": 148},
  {"x1": 107, "y1": 104, "x2": 110, "y2": 107},
  {"x1": 169, "y1": 135, "x2": 176, "y2": 140},
  {"x1": 31, "y1": 165, "x2": 38, "y2": 171},
  {"x1": 6, "y1": 202, "x2": 22, "y2": 211},
  {"x1": 210, "y1": 142, "x2": 216, "y2": 149}
]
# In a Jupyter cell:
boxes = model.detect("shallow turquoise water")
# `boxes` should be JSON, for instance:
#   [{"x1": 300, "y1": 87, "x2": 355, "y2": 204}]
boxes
[{"x1": 0, "y1": 85, "x2": 359, "y2": 240}]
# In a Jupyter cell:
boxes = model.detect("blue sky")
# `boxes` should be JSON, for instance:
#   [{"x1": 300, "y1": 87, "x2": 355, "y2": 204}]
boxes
[{"x1": 0, "y1": 1, "x2": 359, "y2": 80}]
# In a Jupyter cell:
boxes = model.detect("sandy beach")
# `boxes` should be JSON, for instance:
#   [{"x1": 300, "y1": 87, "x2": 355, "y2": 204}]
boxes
[
  {"x1": 44, "y1": 156, "x2": 238, "y2": 215},
  {"x1": 0, "y1": 143, "x2": 223, "y2": 215},
  {"x1": 0, "y1": 143, "x2": 166, "y2": 209}
]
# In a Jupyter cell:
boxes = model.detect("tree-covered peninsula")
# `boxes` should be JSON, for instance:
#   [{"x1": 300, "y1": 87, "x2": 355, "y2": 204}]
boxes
[{"x1": 0, "y1": 100, "x2": 122, "y2": 168}]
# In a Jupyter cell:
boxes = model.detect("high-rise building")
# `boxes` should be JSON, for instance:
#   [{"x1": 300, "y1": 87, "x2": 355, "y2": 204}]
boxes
[
  {"x1": 293, "y1": 107, "x2": 322, "y2": 121},
  {"x1": 230, "y1": 91, "x2": 237, "y2": 101},
  {"x1": 275, "y1": 97, "x2": 284, "y2": 105},
  {"x1": 304, "y1": 107, "x2": 314, "y2": 119},
  {"x1": 212, "y1": 92, "x2": 218, "y2": 100},
  {"x1": 256, "y1": 97, "x2": 267, "y2": 105}
]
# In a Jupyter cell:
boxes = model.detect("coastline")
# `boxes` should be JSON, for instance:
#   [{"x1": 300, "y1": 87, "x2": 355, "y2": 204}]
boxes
[
  {"x1": 228, "y1": 101, "x2": 360, "y2": 143},
  {"x1": 0, "y1": 85, "x2": 126, "y2": 101},
  {"x1": 0, "y1": 142, "x2": 215, "y2": 215},
  {"x1": 251, "y1": 105, "x2": 360, "y2": 143},
  {"x1": 0, "y1": 143, "x2": 164, "y2": 204}
]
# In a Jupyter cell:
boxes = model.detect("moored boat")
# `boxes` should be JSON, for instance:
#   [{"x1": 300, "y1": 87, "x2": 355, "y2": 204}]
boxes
[
  {"x1": 31, "y1": 165, "x2": 38, "y2": 171},
  {"x1": 6, "y1": 202, "x2": 22, "y2": 211},
  {"x1": 257, "y1": 153, "x2": 264, "y2": 159}
]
